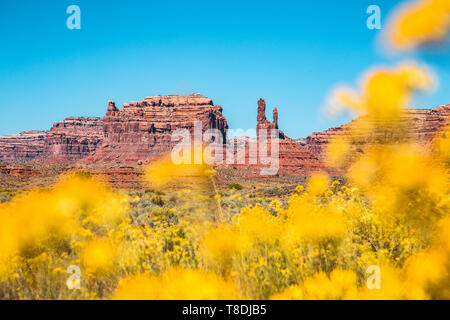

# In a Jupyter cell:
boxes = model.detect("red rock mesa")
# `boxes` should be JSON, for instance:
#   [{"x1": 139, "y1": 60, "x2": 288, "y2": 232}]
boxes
[
  {"x1": 42, "y1": 117, "x2": 103, "y2": 164},
  {"x1": 0, "y1": 131, "x2": 46, "y2": 162},
  {"x1": 0, "y1": 96, "x2": 448, "y2": 177},
  {"x1": 83, "y1": 94, "x2": 228, "y2": 164}
]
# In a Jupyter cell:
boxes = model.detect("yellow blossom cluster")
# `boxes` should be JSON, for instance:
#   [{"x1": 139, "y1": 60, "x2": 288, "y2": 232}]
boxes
[{"x1": 387, "y1": 0, "x2": 450, "y2": 50}]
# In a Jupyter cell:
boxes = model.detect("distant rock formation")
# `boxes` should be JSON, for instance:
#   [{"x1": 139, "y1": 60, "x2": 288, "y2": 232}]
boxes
[
  {"x1": 83, "y1": 94, "x2": 228, "y2": 164},
  {"x1": 228, "y1": 98, "x2": 327, "y2": 175},
  {"x1": 41, "y1": 117, "x2": 104, "y2": 163},
  {"x1": 258, "y1": 98, "x2": 326, "y2": 175},
  {"x1": 0, "y1": 94, "x2": 228, "y2": 166},
  {"x1": 305, "y1": 104, "x2": 450, "y2": 161},
  {"x1": 256, "y1": 98, "x2": 279, "y2": 131},
  {"x1": 0, "y1": 95, "x2": 448, "y2": 178},
  {"x1": 0, "y1": 131, "x2": 46, "y2": 162}
]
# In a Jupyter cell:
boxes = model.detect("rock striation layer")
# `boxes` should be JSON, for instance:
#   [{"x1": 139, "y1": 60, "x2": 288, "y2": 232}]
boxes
[
  {"x1": 41, "y1": 117, "x2": 104, "y2": 163},
  {"x1": 83, "y1": 94, "x2": 228, "y2": 164},
  {"x1": 0, "y1": 95, "x2": 448, "y2": 180},
  {"x1": 305, "y1": 104, "x2": 450, "y2": 160},
  {"x1": 0, "y1": 131, "x2": 46, "y2": 162}
]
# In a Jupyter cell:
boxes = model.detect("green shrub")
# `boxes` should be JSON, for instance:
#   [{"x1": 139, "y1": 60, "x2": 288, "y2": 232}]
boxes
[
  {"x1": 151, "y1": 195, "x2": 165, "y2": 206},
  {"x1": 227, "y1": 183, "x2": 243, "y2": 191}
]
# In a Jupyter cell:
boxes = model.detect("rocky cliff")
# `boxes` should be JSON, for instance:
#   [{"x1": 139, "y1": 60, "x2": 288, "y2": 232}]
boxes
[
  {"x1": 0, "y1": 96, "x2": 448, "y2": 178},
  {"x1": 41, "y1": 117, "x2": 104, "y2": 163},
  {"x1": 305, "y1": 104, "x2": 450, "y2": 160},
  {"x1": 82, "y1": 94, "x2": 228, "y2": 164},
  {"x1": 0, "y1": 131, "x2": 46, "y2": 162}
]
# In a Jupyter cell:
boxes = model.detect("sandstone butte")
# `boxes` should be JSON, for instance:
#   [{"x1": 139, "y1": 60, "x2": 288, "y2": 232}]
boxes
[
  {"x1": 0, "y1": 93, "x2": 449, "y2": 177},
  {"x1": 224, "y1": 98, "x2": 326, "y2": 175},
  {"x1": 83, "y1": 94, "x2": 228, "y2": 165}
]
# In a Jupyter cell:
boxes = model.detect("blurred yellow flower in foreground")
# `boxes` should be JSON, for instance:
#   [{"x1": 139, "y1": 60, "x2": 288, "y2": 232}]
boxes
[
  {"x1": 82, "y1": 238, "x2": 116, "y2": 276},
  {"x1": 388, "y1": 0, "x2": 450, "y2": 50},
  {"x1": 329, "y1": 62, "x2": 433, "y2": 120},
  {"x1": 284, "y1": 196, "x2": 347, "y2": 242},
  {"x1": 113, "y1": 268, "x2": 240, "y2": 300},
  {"x1": 307, "y1": 173, "x2": 330, "y2": 196},
  {"x1": 271, "y1": 270, "x2": 358, "y2": 300},
  {"x1": 0, "y1": 173, "x2": 128, "y2": 279}
]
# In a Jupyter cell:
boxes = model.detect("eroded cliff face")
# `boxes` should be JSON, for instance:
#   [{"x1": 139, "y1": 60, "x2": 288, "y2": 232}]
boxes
[
  {"x1": 304, "y1": 104, "x2": 450, "y2": 161},
  {"x1": 41, "y1": 117, "x2": 104, "y2": 164},
  {"x1": 83, "y1": 94, "x2": 228, "y2": 164},
  {"x1": 0, "y1": 96, "x2": 448, "y2": 179},
  {"x1": 0, "y1": 131, "x2": 46, "y2": 162},
  {"x1": 0, "y1": 94, "x2": 228, "y2": 166},
  {"x1": 0, "y1": 117, "x2": 104, "y2": 164}
]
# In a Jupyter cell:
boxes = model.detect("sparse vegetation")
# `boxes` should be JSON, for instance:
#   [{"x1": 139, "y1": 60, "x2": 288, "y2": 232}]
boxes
[
  {"x1": 227, "y1": 183, "x2": 243, "y2": 191},
  {"x1": 0, "y1": 127, "x2": 448, "y2": 299}
]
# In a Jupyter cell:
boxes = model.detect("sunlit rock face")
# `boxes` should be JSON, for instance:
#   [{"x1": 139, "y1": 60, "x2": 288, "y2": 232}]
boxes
[
  {"x1": 84, "y1": 94, "x2": 228, "y2": 165},
  {"x1": 0, "y1": 96, "x2": 448, "y2": 177},
  {"x1": 0, "y1": 131, "x2": 46, "y2": 162},
  {"x1": 42, "y1": 117, "x2": 104, "y2": 164}
]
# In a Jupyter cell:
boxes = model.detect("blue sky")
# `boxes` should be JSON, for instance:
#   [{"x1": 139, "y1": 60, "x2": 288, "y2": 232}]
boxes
[{"x1": 0, "y1": 0, "x2": 449, "y2": 138}]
